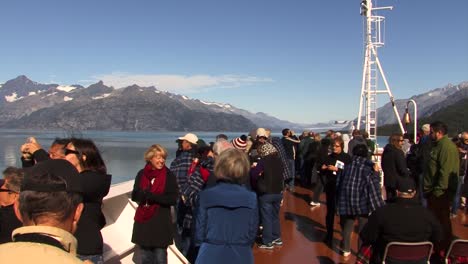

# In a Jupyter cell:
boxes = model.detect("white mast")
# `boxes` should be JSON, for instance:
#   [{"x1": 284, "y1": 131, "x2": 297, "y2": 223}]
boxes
[{"x1": 357, "y1": 0, "x2": 405, "y2": 141}]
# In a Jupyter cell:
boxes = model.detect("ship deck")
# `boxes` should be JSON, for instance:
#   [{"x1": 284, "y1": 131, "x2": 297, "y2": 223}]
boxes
[{"x1": 252, "y1": 185, "x2": 468, "y2": 264}]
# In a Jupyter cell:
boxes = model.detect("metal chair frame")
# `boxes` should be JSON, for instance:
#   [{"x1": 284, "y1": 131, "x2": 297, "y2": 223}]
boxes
[
  {"x1": 382, "y1": 241, "x2": 433, "y2": 264},
  {"x1": 445, "y1": 239, "x2": 468, "y2": 264}
]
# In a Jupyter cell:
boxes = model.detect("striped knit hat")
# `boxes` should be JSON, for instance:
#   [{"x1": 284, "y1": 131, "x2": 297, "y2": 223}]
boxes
[{"x1": 231, "y1": 135, "x2": 247, "y2": 150}]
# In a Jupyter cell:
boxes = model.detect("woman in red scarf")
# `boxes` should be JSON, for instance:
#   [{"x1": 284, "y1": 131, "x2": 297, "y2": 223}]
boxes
[{"x1": 131, "y1": 144, "x2": 178, "y2": 264}]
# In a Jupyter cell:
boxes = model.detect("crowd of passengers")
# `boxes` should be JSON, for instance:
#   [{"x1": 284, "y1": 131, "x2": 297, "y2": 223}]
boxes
[{"x1": 0, "y1": 120, "x2": 466, "y2": 264}]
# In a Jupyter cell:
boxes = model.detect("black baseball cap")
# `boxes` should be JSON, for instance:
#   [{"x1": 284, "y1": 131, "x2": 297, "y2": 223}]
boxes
[
  {"x1": 396, "y1": 177, "x2": 416, "y2": 193},
  {"x1": 22, "y1": 159, "x2": 82, "y2": 193}
]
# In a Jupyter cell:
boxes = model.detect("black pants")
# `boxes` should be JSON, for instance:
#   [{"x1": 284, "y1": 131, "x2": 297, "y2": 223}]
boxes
[
  {"x1": 324, "y1": 180, "x2": 337, "y2": 241},
  {"x1": 312, "y1": 172, "x2": 326, "y2": 202},
  {"x1": 427, "y1": 192, "x2": 452, "y2": 252},
  {"x1": 385, "y1": 186, "x2": 397, "y2": 202}
]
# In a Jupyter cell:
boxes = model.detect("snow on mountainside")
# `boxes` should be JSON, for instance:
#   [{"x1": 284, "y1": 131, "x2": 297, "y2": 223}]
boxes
[
  {"x1": 0, "y1": 76, "x2": 256, "y2": 131},
  {"x1": 1, "y1": 75, "x2": 465, "y2": 131},
  {"x1": 376, "y1": 82, "x2": 468, "y2": 125},
  {"x1": 0, "y1": 75, "x2": 304, "y2": 130}
]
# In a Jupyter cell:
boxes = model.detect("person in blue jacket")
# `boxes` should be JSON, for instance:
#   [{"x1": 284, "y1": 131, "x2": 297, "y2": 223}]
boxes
[{"x1": 195, "y1": 148, "x2": 258, "y2": 264}]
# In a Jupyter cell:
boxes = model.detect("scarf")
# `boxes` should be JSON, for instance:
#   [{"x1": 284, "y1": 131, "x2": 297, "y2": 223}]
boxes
[{"x1": 134, "y1": 163, "x2": 167, "y2": 223}]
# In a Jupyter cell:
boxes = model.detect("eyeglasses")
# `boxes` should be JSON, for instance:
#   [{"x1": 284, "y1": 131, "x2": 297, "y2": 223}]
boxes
[
  {"x1": 333, "y1": 145, "x2": 341, "y2": 148},
  {"x1": 64, "y1": 149, "x2": 80, "y2": 156}
]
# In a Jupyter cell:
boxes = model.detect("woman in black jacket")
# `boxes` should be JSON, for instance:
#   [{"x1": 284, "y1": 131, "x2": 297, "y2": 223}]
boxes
[
  {"x1": 319, "y1": 137, "x2": 351, "y2": 245},
  {"x1": 381, "y1": 133, "x2": 409, "y2": 202},
  {"x1": 250, "y1": 142, "x2": 284, "y2": 249},
  {"x1": 131, "y1": 144, "x2": 178, "y2": 264},
  {"x1": 65, "y1": 138, "x2": 111, "y2": 264}
]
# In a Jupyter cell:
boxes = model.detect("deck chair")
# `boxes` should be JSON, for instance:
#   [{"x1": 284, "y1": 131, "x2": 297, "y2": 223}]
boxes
[
  {"x1": 445, "y1": 239, "x2": 468, "y2": 264},
  {"x1": 382, "y1": 241, "x2": 433, "y2": 264}
]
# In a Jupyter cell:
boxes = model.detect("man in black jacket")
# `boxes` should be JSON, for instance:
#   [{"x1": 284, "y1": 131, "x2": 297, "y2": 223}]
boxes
[
  {"x1": 381, "y1": 133, "x2": 409, "y2": 202},
  {"x1": 0, "y1": 167, "x2": 23, "y2": 244},
  {"x1": 360, "y1": 177, "x2": 441, "y2": 263}
]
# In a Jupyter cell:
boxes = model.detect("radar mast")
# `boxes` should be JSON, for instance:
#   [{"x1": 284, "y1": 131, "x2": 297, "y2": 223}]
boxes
[{"x1": 357, "y1": 0, "x2": 405, "y2": 141}]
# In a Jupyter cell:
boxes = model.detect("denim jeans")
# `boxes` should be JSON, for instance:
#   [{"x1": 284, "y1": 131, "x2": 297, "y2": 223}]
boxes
[
  {"x1": 140, "y1": 246, "x2": 167, "y2": 264},
  {"x1": 311, "y1": 172, "x2": 325, "y2": 202},
  {"x1": 451, "y1": 176, "x2": 465, "y2": 214},
  {"x1": 175, "y1": 223, "x2": 191, "y2": 258},
  {"x1": 418, "y1": 173, "x2": 427, "y2": 207},
  {"x1": 259, "y1": 193, "x2": 283, "y2": 244},
  {"x1": 287, "y1": 159, "x2": 295, "y2": 188},
  {"x1": 339, "y1": 215, "x2": 368, "y2": 252},
  {"x1": 77, "y1": 254, "x2": 104, "y2": 264}
]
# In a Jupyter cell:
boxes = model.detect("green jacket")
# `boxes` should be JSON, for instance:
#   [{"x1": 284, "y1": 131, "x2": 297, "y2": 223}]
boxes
[
  {"x1": 298, "y1": 137, "x2": 313, "y2": 159},
  {"x1": 423, "y1": 136, "x2": 459, "y2": 198}
]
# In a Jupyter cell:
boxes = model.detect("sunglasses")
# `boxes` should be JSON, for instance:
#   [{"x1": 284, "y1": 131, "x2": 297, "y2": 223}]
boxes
[
  {"x1": 64, "y1": 149, "x2": 80, "y2": 156},
  {"x1": 0, "y1": 188, "x2": 17, "y2": 194}
]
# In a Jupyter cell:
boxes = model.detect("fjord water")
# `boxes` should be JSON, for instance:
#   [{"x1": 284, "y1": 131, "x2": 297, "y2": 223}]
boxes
[
  {"x1": 0, "y1": 129, "x2": 246, "y2": 183},
  {"x1": 0, "y1": 129, "x2": 388, "y2": 184}
]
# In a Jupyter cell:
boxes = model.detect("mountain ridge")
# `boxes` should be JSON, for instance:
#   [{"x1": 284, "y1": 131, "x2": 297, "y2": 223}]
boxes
[{"x1": 1, "y1": 75, "x2": 466, "y2": 132}]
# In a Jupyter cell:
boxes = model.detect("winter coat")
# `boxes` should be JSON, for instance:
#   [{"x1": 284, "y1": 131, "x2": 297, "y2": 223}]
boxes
[
  {"x1": 381, "y1": 144, "x2": 409, "y2": 189},
  {"x1": 320, "y1": 152, "x2": 352, "y2": 183},
  {"x1": 336, "y1": 156, "x2": 385, "y2": 216},
  {"x1": 251, "y1": 154, "x2": 284, "y2": 195},
  {"x1": 74, "y1": 170, "x2": 111, "y2": 255},
  {"x1": 0, "y1": 204, "x2": 22, "y2": 244},
  {"x1": 195, "y1": 182, "x2": 258, "y2": 264},
  {"x1": 131, "y1": 168, "x2": 178, "y2": 248},
  {"x1": 0, "y1": 226, "x2": 84, "y2": 263},
  {"x1": 360, "y1": 198, "x2": 442, "y2": 264},
  {"x1": 423, "y1": 135, "x2": 459, "y2": 199}
]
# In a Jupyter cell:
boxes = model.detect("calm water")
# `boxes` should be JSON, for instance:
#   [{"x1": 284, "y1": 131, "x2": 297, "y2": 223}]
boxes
[{"x1": 0, "y1": 129, "x2": 388, "y2": 184}]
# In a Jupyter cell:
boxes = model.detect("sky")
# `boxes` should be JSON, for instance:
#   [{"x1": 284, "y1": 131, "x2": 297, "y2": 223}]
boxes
[{"x1": 0, "y1": 0, "x2": 467, "y2": 124}]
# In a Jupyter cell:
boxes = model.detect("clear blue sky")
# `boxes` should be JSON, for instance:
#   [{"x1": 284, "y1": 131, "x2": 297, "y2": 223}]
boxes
[{"x1": 0, "y1": 0, "x2": 467, "y2": 124}]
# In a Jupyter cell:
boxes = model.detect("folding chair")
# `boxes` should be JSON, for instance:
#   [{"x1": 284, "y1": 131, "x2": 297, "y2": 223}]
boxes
[
  {"x1": 382, "y1": 241, "x2": 433, "y2": 264},
  {"x1": 445, "y1": 239, "x2": 468, "y2": 264}
]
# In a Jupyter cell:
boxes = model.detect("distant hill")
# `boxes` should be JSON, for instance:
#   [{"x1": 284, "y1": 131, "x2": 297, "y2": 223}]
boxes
[
  {"x1": 0, "y1": 75, "x2": 304, "y2": 131},
  {"x1": 378, "y1": 98, "x2": 468, "y2": 137},
  {"x1": 374, "y1": 82, "x2": 468, "y2": 126},
  {"x1": 2, "y1": 75, "x2": 465, "y2": 132}
]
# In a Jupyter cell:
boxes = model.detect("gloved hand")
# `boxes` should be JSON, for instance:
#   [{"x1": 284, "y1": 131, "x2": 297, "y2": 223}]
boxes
[{"x1": 133, "y1": 189, "x2": 148, "y2": 202}]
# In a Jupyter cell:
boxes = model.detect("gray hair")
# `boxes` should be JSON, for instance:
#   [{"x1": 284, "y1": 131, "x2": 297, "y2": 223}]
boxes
[
  {"x1": 214, "y1": 148, "x2": 250, "y2": 184},
  {"x1": 212, "y1": 139, "x2": 234, "y2": 156},
  {"x1": 2, "y1": 167, "x2": 24, "y2": 193}
]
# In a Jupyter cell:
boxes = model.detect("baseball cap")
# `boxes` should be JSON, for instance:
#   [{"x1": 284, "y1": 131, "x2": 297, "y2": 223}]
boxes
[
  {"x1": 396, "y1": 177, "x2": 416, "y2": 193},
  {"x1": 22, "y1": 159, "x2": 82, "y2": 193},
  {"x1": 256, "y1": 128, "x2": 268, "y2": 138},
  {"x1": 178, "y1": 133, "x2": 198, "y2": 145}
]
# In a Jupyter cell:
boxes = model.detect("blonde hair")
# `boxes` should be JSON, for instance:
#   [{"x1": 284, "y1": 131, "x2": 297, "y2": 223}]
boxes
[
  {"x1": 144, "y1": 144, "x2": 168, "y2": 161},
  {"x1": 214, "y1": 148, "x2": 249, "y2": 184}
]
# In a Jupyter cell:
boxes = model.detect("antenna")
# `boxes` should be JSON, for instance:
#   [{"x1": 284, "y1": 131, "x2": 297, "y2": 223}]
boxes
[{"x1": 357, "y1": 0, "x2": 404, "y2": 141}]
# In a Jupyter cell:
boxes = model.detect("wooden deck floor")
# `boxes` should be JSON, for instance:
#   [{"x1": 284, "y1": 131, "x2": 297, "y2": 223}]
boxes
[{"x1": 252, "y1": 185, "x2": 468, "y2": 264}]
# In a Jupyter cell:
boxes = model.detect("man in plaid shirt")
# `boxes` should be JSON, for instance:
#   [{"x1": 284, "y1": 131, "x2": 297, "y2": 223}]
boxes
[{"x1": 170, "y1": 133, "x2": 198, "y2": 260}]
